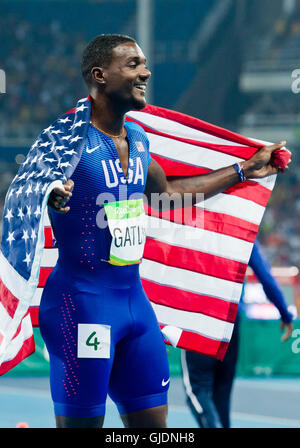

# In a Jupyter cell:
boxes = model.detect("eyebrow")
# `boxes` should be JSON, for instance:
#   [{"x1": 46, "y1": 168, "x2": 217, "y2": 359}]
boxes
[{"x1": 127, "y1": 56, "x2": 147, "y2": 63}]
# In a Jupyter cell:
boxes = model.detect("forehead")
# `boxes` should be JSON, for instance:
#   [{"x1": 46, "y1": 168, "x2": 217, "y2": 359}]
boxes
[{"x1": 111, "y1": 42, "x2": 146, "y2": 62}]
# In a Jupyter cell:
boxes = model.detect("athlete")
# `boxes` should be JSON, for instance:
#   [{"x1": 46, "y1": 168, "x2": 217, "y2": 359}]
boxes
[{"x1": 41, "y1": 34, "x2": 287, "y2": 428}]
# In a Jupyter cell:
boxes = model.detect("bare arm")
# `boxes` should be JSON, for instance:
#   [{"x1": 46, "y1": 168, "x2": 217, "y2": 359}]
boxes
[{"x1": 144, "y1": 141, "x2": 287, "y2": 206}]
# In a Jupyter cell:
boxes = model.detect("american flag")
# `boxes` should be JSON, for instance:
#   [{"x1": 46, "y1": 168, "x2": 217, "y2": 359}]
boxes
[{"x1": 0, "y1": 97, "x2": 290, "y2": 374}]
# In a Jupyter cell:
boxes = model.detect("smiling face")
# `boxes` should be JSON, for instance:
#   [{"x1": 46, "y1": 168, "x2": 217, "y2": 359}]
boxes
[{"x1": 94, "y1": 42, "x2": 151, "y2": 111}]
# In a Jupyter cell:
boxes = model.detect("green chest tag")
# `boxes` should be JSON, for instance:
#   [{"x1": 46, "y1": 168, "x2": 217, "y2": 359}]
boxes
[{"x1": 104, "y1": 198, "x2": 146, "y2": 266}]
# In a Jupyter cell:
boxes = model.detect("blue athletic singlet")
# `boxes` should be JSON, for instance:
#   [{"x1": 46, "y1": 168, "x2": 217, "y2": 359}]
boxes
[{"x1": 39, "y1": 121, "x2": 170, "y2": 418}]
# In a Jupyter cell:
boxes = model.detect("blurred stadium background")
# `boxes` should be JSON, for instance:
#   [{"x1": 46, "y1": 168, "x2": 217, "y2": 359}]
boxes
[{"x1": 1, "y1": 0, "x2": 300, "y2": 428}]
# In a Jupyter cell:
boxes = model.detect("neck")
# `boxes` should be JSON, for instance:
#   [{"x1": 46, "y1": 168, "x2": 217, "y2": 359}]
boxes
[{"x1": 89, "y1": 90, "x2": 126, "y2": 136}]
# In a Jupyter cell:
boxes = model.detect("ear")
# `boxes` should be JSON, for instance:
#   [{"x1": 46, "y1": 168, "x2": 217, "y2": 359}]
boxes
[{"x1": 91, "y1": 67, "x2": 105, "y2": 85}]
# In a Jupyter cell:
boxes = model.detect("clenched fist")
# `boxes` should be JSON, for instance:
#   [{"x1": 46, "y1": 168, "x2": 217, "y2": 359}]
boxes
[
  {"x1": 242, "y1": 141, "x2": 289, "y2": 179},
  {"x1": 48, "y1": 179, "x2": 74, "y2": 214}
]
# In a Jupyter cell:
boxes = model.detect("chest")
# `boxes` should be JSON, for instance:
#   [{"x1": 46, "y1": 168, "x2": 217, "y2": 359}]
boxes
[{"x1": 71, "y1": 126, "x2": 149, "y2": 196}]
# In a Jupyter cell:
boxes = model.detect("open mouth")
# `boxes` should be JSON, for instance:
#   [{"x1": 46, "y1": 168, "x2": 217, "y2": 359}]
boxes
[{"x1": 134, "y1": 84, "x2": 147, "y2": 92}]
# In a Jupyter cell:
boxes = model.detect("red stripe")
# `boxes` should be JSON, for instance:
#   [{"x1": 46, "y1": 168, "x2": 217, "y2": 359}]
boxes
[
  {"x1": 143, "y1": 279, "x2": 238, "y2": 323},
  {"x1": 136, "y1": 104, "x2": 262, "y2": 148},
  {"x1": 202, "y1": 210, "x2": 258, "y2": 242},
  {"x1": 127, "y1": 117, "x2": 258, "y2": 159},
  {"x1": 0, "y1": 277, "x2": 19, "y2": 319},
  {"x1": 29, "y1": 307, "x2": 39, "y2": 327},
  {"x1": 0, "y1": 334, "x2": 35, "y2": 376},
  {"x1": 160, "y1": 325, "x2": 229, "y2": 360},
  {"x1": 145, "y1": 205, "x2": 259, "y2": 243},
  {"x1": 225, "y1": 181, "x2": 271, "y2": 207},
  {"x1": 151, "y1": 154, "x2": 271, "y2": 207},
  {"x1": 44, "y1": 227, "x2": 54, "y2": 248},
  {"x1": 144, "y1": 238, "x2": 247, "y2": 284},
  {"x1": 38, "y1": 267, "x2": 53, "y2": 287},
  {"x1": 178, "y1": 330, "x2": 230, "y2": 361}
]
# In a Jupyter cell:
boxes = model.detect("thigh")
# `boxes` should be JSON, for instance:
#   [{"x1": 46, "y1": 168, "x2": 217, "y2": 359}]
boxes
[
  {"x1": 108, "y1": 281, "x2": 170, "y2": 416},
  {"x1": 39, "y1": 268, "x2": 128, "y2": 418}
]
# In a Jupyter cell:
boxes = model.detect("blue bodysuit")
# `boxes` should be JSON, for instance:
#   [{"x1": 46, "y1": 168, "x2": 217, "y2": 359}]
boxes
[{"x1": 39, "y1": 122, "x2": 170, "y2": 417}]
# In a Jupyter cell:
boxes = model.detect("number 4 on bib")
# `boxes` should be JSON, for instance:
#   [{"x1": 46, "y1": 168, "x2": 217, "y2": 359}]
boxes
[{"x1": 77, "y1": 324, "x2": 111, "y2": 358}]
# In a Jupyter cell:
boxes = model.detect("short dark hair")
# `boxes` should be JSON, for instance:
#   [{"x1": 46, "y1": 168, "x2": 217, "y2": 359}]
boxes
[{"x1": 81, "y1": 34, "x2": 136, "y2": 86}]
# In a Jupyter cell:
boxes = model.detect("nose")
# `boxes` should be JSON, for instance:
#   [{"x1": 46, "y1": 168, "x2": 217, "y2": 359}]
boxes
[{"x1": 140, "y1": 66, "x2": 151, "y2": 80}]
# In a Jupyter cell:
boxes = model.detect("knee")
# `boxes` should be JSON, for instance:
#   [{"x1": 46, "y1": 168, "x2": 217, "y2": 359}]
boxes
[{"x1": 121, "y1": 404, "x2": 168, "y2": 428}]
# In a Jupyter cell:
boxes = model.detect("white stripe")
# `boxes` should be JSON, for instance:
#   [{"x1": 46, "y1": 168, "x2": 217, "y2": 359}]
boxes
[
  {"x1": 0, "y1": 314, "x2": 33, "y2": 363},
  {"x1": 146, "y1": 216, "x2": 253, "y2": 263},
  {"x1": 0, "y1": 302, "x2": 13, "y2": 335},
  {"x1": 44, "y1": 213, "x2": 51, "y2": 227},
  {"x1": 151, "y1": 302, "x2": 234, "y2": 342},
  {"x1": 147, "y1": 133, "x2": 276, "y2": 191},
  {"x1": 141, "y1": 258, "x2": 243, "y2": 303},
  {"x1": 148, "y1": 132, "x2": 245, "y2": 168},
  {"x1": 199, "y1": 192, "x2": 266, "y2": 224},
  {"x1": 127, "y1": 111, "x2": 248, "y2": 147},
  {"x1": 32, "y1": 288, "x2": 43, "y2": 307},
  {"x1": 181, "y1": 349, "x2": 203, "y2": 414},
  {"x1": 40, "y1": 248, "x2": 58, "y2": 267},
  {"x1": 0, "y1": 251, "x2": 29, "y2": 301}
]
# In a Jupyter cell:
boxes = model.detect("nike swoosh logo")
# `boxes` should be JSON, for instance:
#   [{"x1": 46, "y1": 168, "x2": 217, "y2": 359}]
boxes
[
  {"x1": 86, "y1": 145, "x2": 101, "y2": 154},
  {"x1": 162, "y1": 378, "x2": 170, "y2": 387}
]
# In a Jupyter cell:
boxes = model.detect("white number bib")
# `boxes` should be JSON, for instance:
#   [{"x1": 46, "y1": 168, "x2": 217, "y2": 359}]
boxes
[{"x1": 104, "y1": 198, "x2": 146, "y2": 266}]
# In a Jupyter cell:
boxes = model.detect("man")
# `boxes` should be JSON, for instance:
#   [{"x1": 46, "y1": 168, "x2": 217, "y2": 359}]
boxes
[
  {"x1": 181, "y1": 239, "x2": 293, "y2": 428},
  {"x1": 42, "y1": 34, "x2": 286, "y2": 428}
]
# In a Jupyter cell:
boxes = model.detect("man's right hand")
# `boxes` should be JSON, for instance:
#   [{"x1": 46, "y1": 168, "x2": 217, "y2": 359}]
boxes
[{"x1": 48, "y1": 179, "x2": 74, "y2": 214}]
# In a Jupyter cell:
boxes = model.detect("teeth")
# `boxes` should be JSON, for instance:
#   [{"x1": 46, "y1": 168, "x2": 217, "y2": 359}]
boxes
[{"x1": 135, "y1": 85, "x2": 146, "y2": 91}]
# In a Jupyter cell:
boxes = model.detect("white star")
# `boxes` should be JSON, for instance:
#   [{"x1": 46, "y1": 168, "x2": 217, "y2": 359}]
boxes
[
  {"x1": 34, "y1": 205, "x2": 41, "y2": 218},
  {"x1": 8, "y1": 189, "x2": 14, "y2": 199},
  {"x1": 18, "y1": 172, "x2": 28, "y2": 181},
  {"x1": 22, "y1": 157, "x2": 31, "y2": 167},
  {"x1": 58, "y1": 116, "x2": 72, "y2": 124},
  {"x1": 30, "y1": 155, "x2": 38, "y2": 165},
  {"x1": 70, "y1": 135, "x2": 82, "y2": 143},
  {"x1": 44, "y1": 157, "x2": 56, "y2": 163},
  {"x1": 16, "y1": 185, "x2": 23, "y2": 197},
  {"x1": 38, "y1": 153, "x2": 45, "y2": 162},
  {"x1": 22, "y1": 229, "x2": 29, "y2": 243},
  {"x1": 51, "y1": 129, "x2": 63, "y2": 135},
  {"x1": 42, "y1": 183, "x2": 48, "y2": 193},
  {"x1": 61, "y1": 135, "x2": 72, "y2": 141},
  {"x1": 23, "y1": 252, "x2": 31, "y2": 267},
  {"x1": 5, "y1": 209, "x2": 13, "y2": 222},
  {"x1": 34, "y1": 182, "x2": 41, "y2": 193},
  {"x1": 31, "y1": 140, "x2": 40, "y2": 149},
  {"x1": 76, "y1": 103, "x2": 88, "y2": 112},
  {"x1": 70, "y1": 120, "x2": 86, "y2": 130},
  {"x1": 27, "y1": 171, "x2": 36, "y2": 180},
  {"x1": 26, "y1": 205, "x2": 32, "y2": 218},
  {"x1": 17, "y1": 208, "x2": 24, "y2": 220},
  {"x1": 63, "y1": 149, "x2": 77, "y2": 156},
  {"x1": 45, "y1": 167, "x2": 53, "y2": 178},
  {"x1": 60, "y1": 161, "x2": 71, "y2": 168},
  {"x1": 6, "y1": 231, "x2": 15, "y2": 245},
  {"x1": 36, "y1": 170, "x2": 45, "y2": 178},
  {"x1": 54, "y1": 145, "x2": 67, "y2": 151},
  {"x1": 31, "y1": 228, "x2": 37, "y2": 241},
  {"x1": 43, "y1": 125, "x2": 54, "y2": 134},
  {"x1": 40, "y1": 141, "x2": 51, "y2": 148},
  {"x1": 25, "y1": 184, "x2": 33, "y2": 196}
]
